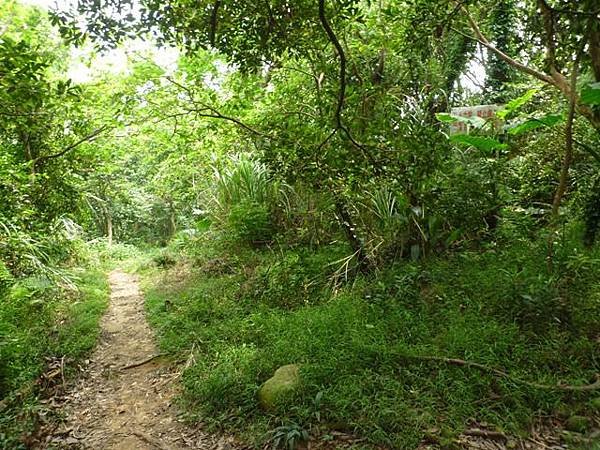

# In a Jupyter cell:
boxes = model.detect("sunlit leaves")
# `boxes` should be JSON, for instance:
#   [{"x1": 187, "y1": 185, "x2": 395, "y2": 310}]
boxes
[
  {"x1": 507, "y1": 113, "x2": 563, "y2": 135},
  {"x1": 449, "y1": 135, "x2": 507, "y2": 153},
  {"x1": 435, "y1": 113, "x2": 486, "y2": 128},
  {"x1": 581, "y1": 83, "x2": 600, "y2": 106},
  {"x1": 496, "y1": 88, "x2": 538, "y2": 119},
  {"x1": 435, "y1": 113, "x2": 459, "y2": 123}
]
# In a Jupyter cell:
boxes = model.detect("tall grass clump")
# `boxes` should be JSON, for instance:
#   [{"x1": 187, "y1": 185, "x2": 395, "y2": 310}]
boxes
[{"x1": 209, "y1": 154, "x2": 280, "y2": 245}]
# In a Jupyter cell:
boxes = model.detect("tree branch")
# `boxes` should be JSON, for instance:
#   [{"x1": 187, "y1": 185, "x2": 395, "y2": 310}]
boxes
[
  {"x1": 403, "y1": 354, "x2": 600, "y2": 392},
  {"x1": 538, "y1": 0, "x2": 558, "y2": 74},
  {"x1": 547, "y1": 45, "x2": 584, "y2": 270},
  {"x1": 551, "y1": 52, "x2": 581, "y2": 218},
  {"x1": 455, "y1": 3, "x2": 600, "y2": 130},
  {"x1": 454, "y1": 7, "x2": 554, "y2": 86},
  {"x1": 34, "y1": 125, "x2": 110, "y2": 166},
  {"x1": 185, "y1": 107, "x2": 269, "y2": 137},
  {"x1": 317, "y1": 0, "x2": 378, "y2": 168},
  {"x1": 318, "y1": 0, "x2": 345, "y2": 129},
  {"x1": 208, "y1": 0, "x2": 221, "y2": 47},
  {"x1": 164, "y1": 76, "x2": 269, "y2": 137}
]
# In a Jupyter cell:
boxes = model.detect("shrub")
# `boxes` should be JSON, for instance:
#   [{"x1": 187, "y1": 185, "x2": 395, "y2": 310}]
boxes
[
  {"x1": 242, "y1": 248, "x2": 339, "y2": 309},
  {"x1": 153, "y1": 249, "x2": 177, "y2": 268},
  {"x1": 227, "y1": 200, "x2": 275, "y2": 245},
  {"x1": 0, "y1": 261, "x2": 13, "y2": 295},
  {"x1": 209, "y1": 154, "x2": 279, "y2": 245},
  {"x1": 274, "y1": 184, "x2": 338, "y2": 247}
]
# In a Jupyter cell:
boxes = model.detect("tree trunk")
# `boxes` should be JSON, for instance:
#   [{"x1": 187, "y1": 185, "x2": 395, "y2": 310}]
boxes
[
  {"x1": 551, "y1": 65, "x2": 580, "y2": 218},
  {"x1": 589, "y1": 29, "x2": 600, "y2": 82},
  {"x1": 547, "y1": 52, "x2": 580, "y2": 271},
  {"x1": 107, "y1": 213, "x2": 113, "y2": 246},
  {"x1": 333, "y1": 196, "x2": 370, "y2": 272},
  {"x1": 170, "y1": 211, "x2": 177, "y2": 237}
]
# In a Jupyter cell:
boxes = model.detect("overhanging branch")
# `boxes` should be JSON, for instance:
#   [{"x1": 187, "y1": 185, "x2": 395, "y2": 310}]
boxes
[
  {"x1": 164, "y1": 76, "x2": 269, "y2": 137},
  {"x1": 317, "y1": 0, "x2": 378, "y2": 168},
  {"x1": 184, "y1": 107, "x2": 269, "y2": 137},
  {"x1": 454, "y1": 2, "x2": 600, "y2": 130},
  {"x1": 34, "y1": 124, "x2": 111, "y2": 166},
  {"x1": 318, "y1": 0, "x2": 345, "y2": 129},
  {"x1": 454, "y1": 6, "x2": 554, "y2": 86}
]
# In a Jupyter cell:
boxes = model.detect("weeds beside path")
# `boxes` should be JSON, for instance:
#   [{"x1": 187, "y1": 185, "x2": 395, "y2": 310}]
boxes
[{"x1": 140, "y1": 240, "x2": 600, "y2": 450}]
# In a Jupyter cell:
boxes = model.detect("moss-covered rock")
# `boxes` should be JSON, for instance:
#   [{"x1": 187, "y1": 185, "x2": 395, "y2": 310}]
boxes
[{"x1": 258, "y1": 364, "x2": 300, "y2": 410}]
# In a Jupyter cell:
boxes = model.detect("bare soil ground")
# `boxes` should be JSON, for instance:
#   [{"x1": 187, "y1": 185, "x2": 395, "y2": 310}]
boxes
[{"x1": 47, "y1": 269, "x2": 237, "y2": 450}]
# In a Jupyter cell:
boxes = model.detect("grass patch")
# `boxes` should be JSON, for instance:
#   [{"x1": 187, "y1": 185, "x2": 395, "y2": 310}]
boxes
[
  {"x1": 142, "y1": 234, "x2": 600, "y2": 449},
  {"x1": 0, "y1": 266, "x2": 109, "y2": 448}
]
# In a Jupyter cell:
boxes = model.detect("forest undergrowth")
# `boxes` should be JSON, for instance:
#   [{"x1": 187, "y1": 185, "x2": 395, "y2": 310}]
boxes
[{"x1": 138, "y1": 225, "x2": 600, "y2": 449}]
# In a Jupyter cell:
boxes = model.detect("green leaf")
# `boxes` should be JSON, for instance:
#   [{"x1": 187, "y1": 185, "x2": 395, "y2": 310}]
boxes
[
  {"x1": 581, "y1": 82, "x2": 600, "y2": 105},
  {"x1": 435, "y1": 112, "x2": 485, "y2": 128},
  {"x1": 497, "y1": 88, "x2": 538, "y2": 119},
  {"x1": 507, "y1": 113, "x2": 564, "y2": 135},
  {"x1": 435, "y1": 113, "x2": 456, "y2": 123},
  {"x1": 450, "y1": 134, "x2": 508, "y2": 152}
]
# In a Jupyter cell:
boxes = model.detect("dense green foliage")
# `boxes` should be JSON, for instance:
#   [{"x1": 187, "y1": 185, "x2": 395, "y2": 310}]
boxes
[{"x1": 2, "y1": 0, "x2": 600, "y2": 448}]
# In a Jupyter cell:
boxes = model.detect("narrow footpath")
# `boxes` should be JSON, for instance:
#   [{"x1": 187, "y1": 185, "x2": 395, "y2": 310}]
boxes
[{"x1": 51, "y1": 269, "x2": 232, "y2": 449}]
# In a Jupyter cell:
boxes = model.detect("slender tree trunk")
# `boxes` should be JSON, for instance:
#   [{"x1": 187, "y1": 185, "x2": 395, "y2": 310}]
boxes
[
  {"x1": 589, "y1": 29, "x2": 600, "y2": 82},
  {"x1": 333, "y1": 196, "x2": 370, "y2": 272},
  {"x1": 19, "y1": 131, "x2": 36, "y2": 177},
  {"x1": 551, "y1": 105, "x2": 576, "y2": 218},
  {"x1": 107, "y1": 212, "x2": 113, "y2": 247},
  {"x1": 170, "y1": 211, "x2": 177, "y2": 237},
  {"x1": 547, "y1": 53, "x2": 580, "y2": 271}
]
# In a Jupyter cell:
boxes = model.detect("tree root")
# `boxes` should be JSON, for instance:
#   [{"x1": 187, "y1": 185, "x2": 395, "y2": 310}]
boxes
[
  {"x1": 403, "y1": 354, "x2": 600, "y2": 391},
  {"x1": 132, "y1": 431, "x2": 173, "y2": 450},
  {"x1": 463, "y1": 428, "x2": 507, "y2": 440},
  {"x1": 119, "y1": 354, "x2": 165, "y2": 371}
]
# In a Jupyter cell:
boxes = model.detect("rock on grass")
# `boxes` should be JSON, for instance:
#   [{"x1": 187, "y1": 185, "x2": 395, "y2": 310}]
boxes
[{"x1": 258, "y1": 364, "x2": 300, "y2": 411}]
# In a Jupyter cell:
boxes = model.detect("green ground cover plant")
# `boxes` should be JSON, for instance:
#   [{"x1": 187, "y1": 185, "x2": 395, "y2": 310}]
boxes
[
  {"x1": 0, "y1": 264, "x2": 109, "y2": 448},
  {"x1": 142, "y1": 224, "x2": 600, "y2": 448}
]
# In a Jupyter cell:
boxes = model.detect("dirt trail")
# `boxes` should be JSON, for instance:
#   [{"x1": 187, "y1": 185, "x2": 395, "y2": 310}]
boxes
[{"x1": 52, "y1": 269, "x2": 226, "y2": 450}]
